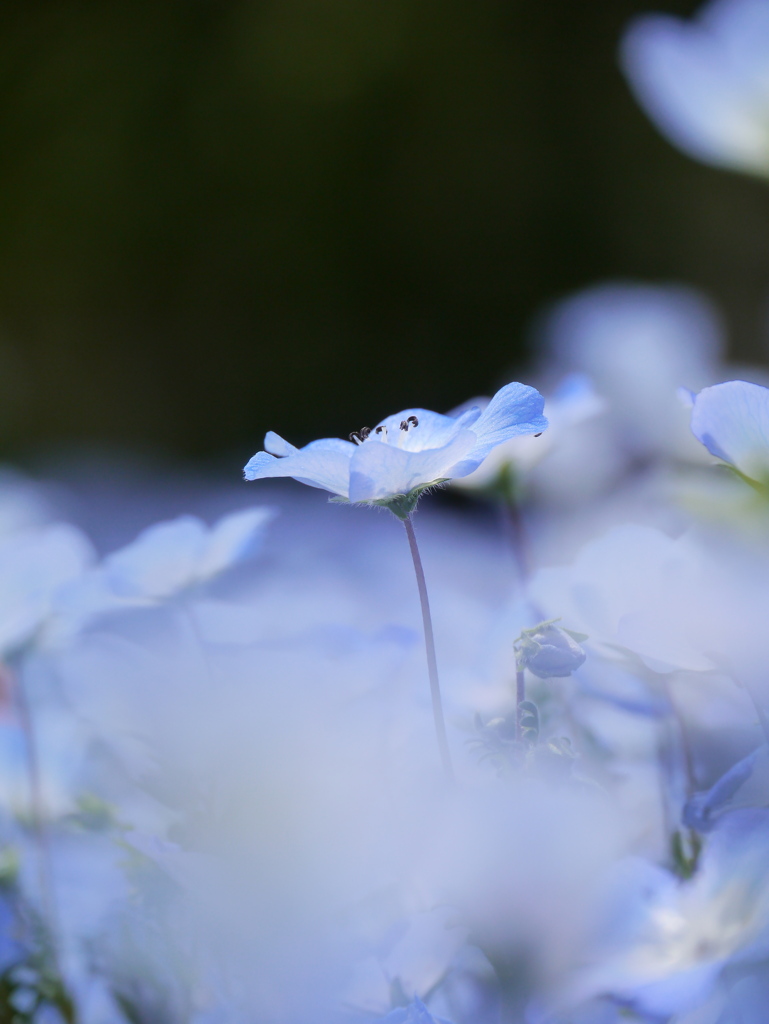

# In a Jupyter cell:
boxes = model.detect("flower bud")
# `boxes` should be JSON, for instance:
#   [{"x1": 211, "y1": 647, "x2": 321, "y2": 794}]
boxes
[{"x1": 516, "y1": 623, "x2": 587, "y2": 678}]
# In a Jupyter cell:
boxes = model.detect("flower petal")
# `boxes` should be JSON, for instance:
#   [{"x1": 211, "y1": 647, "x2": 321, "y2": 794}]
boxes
[
  {"x1": 450, "y1": 382, "x2": 547, "y2": 476},
  {"x1": 348, "y1": 428, "x2": 477, "y2": 503},
  {"x1": 264, "y1": 431, "x2": 298, "y2": 457},
  {"x1": 199, "y1": 507, "x2": 275, "y2": 581},
  {"x1": 690, "y1": 380, "x2": 769, "y2": 478},
  {"x1": 372, "y1": 408, "x2": 468, "y2": 452},
  {"x1": 303, "y1": 437, "x2": 357, "y2": 454},
  {"x1": 244, "y1": 447, "x2": 353, "y2": 497},
  {"x1": 103, "y1": 516, "x2": 207, "y2": 599}
]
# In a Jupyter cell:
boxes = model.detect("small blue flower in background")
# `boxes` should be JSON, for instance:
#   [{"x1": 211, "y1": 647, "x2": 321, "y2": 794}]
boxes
[
  {"x1": 243, "y1": 382, "x2": 547, "y2": 517},
  {"x1": 621, "y1": 0, "x2": 769, "y2": 177},
  {"x1": 689, "y1": 380, "x2": 769, "y2": 482}
]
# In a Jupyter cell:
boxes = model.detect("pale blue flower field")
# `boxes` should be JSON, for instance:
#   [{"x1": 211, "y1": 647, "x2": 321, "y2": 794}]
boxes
[{"x1": 4, "y1": 0, "x2": 769, "y2": 1021}]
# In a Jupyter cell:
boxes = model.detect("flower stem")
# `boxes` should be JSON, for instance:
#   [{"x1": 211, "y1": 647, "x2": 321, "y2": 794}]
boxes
[
  {"x1": 403, "y1": 516, "x2": 455, "y2": 784},
  {"x1": 742, "y1": 677, "x2": 769, "y2": 747},
  {"x1": 503, "y1": 498, "x2": 530, "y2": 584},
  {"x1": 10, "y1": 663, "x2": 62, "y2": 968},
  {"x1": 515, "y1": 667, "x2": 525, "y2": 742}
]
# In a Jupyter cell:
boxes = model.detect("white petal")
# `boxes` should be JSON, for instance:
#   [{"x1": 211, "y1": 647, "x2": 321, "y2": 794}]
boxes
[
  {"x1": 103, "y1": 516, "x2": 207, "y2": 599},
  {"x1": 348, "y1": 428, "x2": 477, "y2": 503},
  {"x1": 198, "y1": 507, "x2": 275, "y2": 581},
  {"x1": 690, "y1": 379, "x2": 769, "y2": 478}
]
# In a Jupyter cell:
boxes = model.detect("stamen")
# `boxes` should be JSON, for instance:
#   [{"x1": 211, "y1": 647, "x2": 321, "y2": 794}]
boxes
[
  {"x1": 407, "y1": 415, "x2": 419, "y2": 427},
  {"x1": 400, "y1": 420, "x2": 409, "y2": 431},
  {"x1": 534, "y1": 432, "x2": 542, "y2": 438},
  {"x1": 359, "y1": 426, "x2": 372, "y2": 440},
  {"x1": 349, "y1": 431, "x2": 363, "y2": 445},
  {"x1": 375, "y1": 425, "x2": 387, "y2": 436}
]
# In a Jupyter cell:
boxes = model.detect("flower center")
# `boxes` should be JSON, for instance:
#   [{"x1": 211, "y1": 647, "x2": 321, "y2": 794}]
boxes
[{"x1": 349, "y1": 416, "x2": 419, "y2": 445}]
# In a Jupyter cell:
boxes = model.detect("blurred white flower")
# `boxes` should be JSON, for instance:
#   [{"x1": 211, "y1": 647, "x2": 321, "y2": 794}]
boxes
[
  {"x1": 540, "y1": 282, "x2": 723, "y2": 465},
  {"x1": 621, "y1": 0, "x2": 769, "y2": 176}
]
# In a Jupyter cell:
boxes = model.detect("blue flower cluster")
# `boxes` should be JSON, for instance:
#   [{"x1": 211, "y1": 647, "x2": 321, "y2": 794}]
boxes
[{"x1": 1, "y1": 0, "x2": 769, "y2": 1021}]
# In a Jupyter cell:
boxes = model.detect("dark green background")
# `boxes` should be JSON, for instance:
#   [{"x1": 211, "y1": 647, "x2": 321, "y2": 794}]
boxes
[{"x1": 0, "y1": 0, "x2": 766, "y2": 463}]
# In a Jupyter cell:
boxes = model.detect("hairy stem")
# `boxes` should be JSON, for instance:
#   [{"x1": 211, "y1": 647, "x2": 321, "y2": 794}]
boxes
[{"x1": 403, "y1": 516, "x2": 455, "y2": 784}]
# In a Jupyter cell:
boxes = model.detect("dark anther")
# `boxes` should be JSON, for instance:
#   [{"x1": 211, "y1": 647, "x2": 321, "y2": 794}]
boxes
[
  {"x1": 359, "y1": 426, "x2": 372, "y2": 440},
  {"x1": 534, "y1": 432, "x2": 542, "y2": 438},
  {"x1": 407, "y1": 415, "x2": 419, "y2": 427},
  {"x1": 375, "y1": 425, "x2": 387, "y2": 434},
  {"x1": 349, "y1": 431, "x2": 361, "y2": 443},
  {"x1": 399, "y1": 420, "x2": 409, "y2": 431}
]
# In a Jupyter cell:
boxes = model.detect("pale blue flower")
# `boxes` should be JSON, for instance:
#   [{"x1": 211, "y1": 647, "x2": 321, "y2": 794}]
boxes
[
  {"x1": 689, "y1": 380, "x2": 769, "y2": 481},
  {"x1": 621, "y1": 0, "x2": 769, "y2": 176},
  {"x1": 243, "y1": 382, "x2": 547, "y2": 515},
  {"x1": 101, "y1": 508, "x2": 274, "y2": 600},
  {"x1": 560, "y1": 811, "x2": 769, "y2": 1019},
  {"x1": 0, "y1": 523, "x2": 94, "y2": 656},
  {"x1": 43, "y1": 508, "x2": 274, "y2": 646}
]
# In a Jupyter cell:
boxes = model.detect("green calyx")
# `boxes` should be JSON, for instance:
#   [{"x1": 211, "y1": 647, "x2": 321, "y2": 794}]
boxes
[{"x1": 333, "y1": 479, "x2": 449, "y2": 519}]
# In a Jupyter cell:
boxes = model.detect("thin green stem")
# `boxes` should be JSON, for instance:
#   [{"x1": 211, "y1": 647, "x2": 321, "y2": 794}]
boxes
[{"x1": 403, "y1": 516, "x2": 455, "y2": 784}]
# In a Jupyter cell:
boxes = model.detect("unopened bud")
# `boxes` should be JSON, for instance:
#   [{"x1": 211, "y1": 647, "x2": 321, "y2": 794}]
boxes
[{"x1": 516, "y1": 623, "x2": 587, "y2": 679}]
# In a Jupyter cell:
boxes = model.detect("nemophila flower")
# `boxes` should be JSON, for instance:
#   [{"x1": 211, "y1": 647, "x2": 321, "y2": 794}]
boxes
[
  {"x1": 100, "y1": 508, "x2": 274, "y2": 601},
  {"x1": 621, "y1": 0, "x2": 769, "y2": 177},
  {"x1": 244, "y1": 385, "x2": 545, "y2": 784},
  {"x1": 560, "y1": 810, "x2": 769, "y2": 1019},
  {"x1": 689, "y1": 380, "x2": 769, "y2": 483},
  {"x1": 0, "y1": 523, "x2": 94, "y2": 658},
  {"x1": 243, "y1": 382, "x2": 547, "y2": 517},
  {"x1": 515, "y1": 622, "x2": 587, "y2": 679},
  {"x1": 48, "y1": 508, "x2": 274, "y2": 643}
]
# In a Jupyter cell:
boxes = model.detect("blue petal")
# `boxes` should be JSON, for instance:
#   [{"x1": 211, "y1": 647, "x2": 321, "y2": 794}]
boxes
[
  {"x1": 690, "y1": 380, "x2": 769, "y2": 478},
  {"x1": 199, "y1": 507, "x2": 275, "y2": 580},
  {"x1": 373, "y1": 408, "x2": 469, "y2": 452},
  {"x1": 449, "y1": 382, "x2": 547, "y2": 475},
  {"x1": 264, "y1": 431, "x2": 297, "y2": 457},
  {"x1": 103, "y1": 515, "x2": 207, "y2": 598},
  {"x1": 348, "y1": 429, "x2": 477, "y2": 503},
  {"x1": 244, "y1": 446, "x2": 353, "y2": 497},
  {"x1": 303, "y1": 437, "x2": 357, "y2": 454}
]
